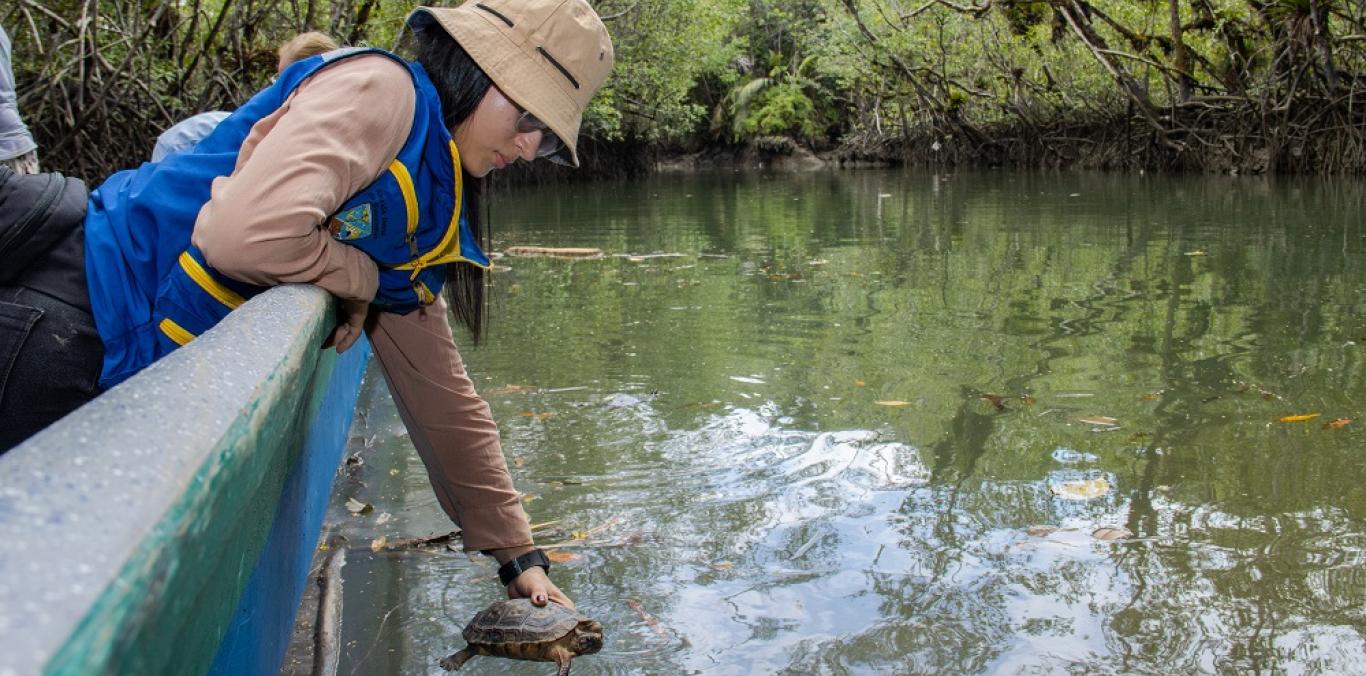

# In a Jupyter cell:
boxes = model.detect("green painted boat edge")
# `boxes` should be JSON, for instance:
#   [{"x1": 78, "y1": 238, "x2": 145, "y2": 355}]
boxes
[{"x1": 0, "y1": 285, "x2": 351, "y2": 675}]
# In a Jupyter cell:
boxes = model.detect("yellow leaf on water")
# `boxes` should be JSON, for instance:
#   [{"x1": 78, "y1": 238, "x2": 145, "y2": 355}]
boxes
[
  {"x1": 1324, "y1": 418, "x2": 1354, "y2": 429},
  {"x1": 854, "y1": 380, "x2": 866, "y2": 387},
  {"x1": 1278, "y1": 413, "x2": 1320, "y2": 423},
  {"x1": 370, "y1": 536, "x2": 388, "y2": 552},
  {"x1": 710, "y1": 561, "x2": 735, "y2": 571},
  {"x1": 512, "y1": 455, "x2": 526, "y2": 468},
  {"x1": 521, "y1": 494, "x2": 540, "y2": 503},
  {"x1": 1050, "y1": 477, "x2": 1111, "y2": 500},
  {"x1": 875, "y1": 400, "x2": 911, "y2": 407}
]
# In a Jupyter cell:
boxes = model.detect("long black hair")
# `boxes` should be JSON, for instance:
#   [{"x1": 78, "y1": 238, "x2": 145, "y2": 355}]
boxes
[{"x1": 399, "y1": 19, "x2": 493, "y2": 344}]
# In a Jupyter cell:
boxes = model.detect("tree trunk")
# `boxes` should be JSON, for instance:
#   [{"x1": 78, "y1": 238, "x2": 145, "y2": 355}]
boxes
[{"x1": 1169, "y1": 0, "x2": 1192, "y2": 102}]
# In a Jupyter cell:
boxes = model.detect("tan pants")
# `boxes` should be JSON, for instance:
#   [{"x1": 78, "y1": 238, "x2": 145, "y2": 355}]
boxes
[{"x1": 1, "y1": 150, "x2": 39, "y2": 175}]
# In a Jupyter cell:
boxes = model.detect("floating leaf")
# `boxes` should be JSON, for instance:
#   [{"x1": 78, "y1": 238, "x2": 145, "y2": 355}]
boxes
[
  {"x1": 981, "y1": 394, "x2": 1006, "y2": 412},
  {"x1": 370, "y1": 536, "x2": 388, "y2": 552},
  {"x1": 1050, "y1": 478, "x2": 1111, "y2": 500},
  {"x1": 1184, "y1": 250, "x2": 1207, "y2": 256},
  {"x1": 710, "y1": 561, "x2": 735, "y2": 571},
  {"x1": 875, "y1": 400, "x2": 911, "y2": 407},
  {"x1": 521, "y1": 494, "x2": 541, "y2": 504},
  {"x1": 1278, "y1": 413, "x2": 1321, "y2": 423},
  {"x1": 1076, "y1": 416, "x2": 1118, "y2": 426},
  {"x1": 853, "y1": 379, "x2": 866, "y2": 387},
  {"x1": 345, "y1": 497, "x2": 373, "y2": 515},
  {"x1": 546, "y1": 550, "x2": 581, "y2": 564},
  {"x1": 1020, "y1": 395, "x2": 1037, "y2": 407},
  {"x1": 1324, "y1": 418, "x2": 1354, "y2": 429},
  {"x1": 374, "y1": 512, "x2": 392, "y2": 526},
  {"x1": 520, "y1": 411, "x2": 557, "y2": 421},
  {"x1": 1025, "y1": 525, "x2": 1059, "y2": 537},
  {"x1": 1141, "y1": 392, "x2": 1162, "y2": 401},
  {"x1": 512, "y1": 455, "x2": 526, "y2": 468},
  {"x1": 1092, "y1": 526, "x2": 1132, "y2": 541}
]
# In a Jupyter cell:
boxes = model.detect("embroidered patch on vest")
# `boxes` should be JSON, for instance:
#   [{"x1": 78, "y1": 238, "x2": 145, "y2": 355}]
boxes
[{"x1": 329, "y1": 204, "x2": 373, "y2": 241}]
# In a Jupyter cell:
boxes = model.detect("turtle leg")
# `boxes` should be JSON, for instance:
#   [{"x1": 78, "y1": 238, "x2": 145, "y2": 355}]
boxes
[
  {"x1": 554, "y1": 655, "x2": 572, "y2": 676},
  {"x1": 438, "y1": 647, "x2": 475, "y2": 671}
]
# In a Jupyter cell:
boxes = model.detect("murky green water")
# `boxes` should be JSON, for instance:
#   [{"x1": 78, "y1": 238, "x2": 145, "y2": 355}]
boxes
[{"x1": 318, "y1": 170, "x2": 1364, "y2": 675}]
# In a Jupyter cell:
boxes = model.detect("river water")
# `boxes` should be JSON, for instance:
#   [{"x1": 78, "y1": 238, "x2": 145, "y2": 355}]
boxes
[{"x1": 311, "y1": 170, "x2": 1364, "y2": 675}]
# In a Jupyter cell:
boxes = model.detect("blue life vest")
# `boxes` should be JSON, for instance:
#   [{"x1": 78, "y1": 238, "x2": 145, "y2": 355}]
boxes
[{"x1": 84, "y1": 48, "x2": 489, "y2": 388}]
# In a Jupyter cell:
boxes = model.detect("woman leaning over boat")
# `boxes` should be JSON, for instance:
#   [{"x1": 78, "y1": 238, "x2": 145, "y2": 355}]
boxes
[{"x1": 0, "y1": 0, "x2": 613, "y2": 609}]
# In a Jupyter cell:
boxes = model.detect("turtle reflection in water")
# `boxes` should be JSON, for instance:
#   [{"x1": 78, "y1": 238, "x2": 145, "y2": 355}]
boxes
[{"x1": 440, "y1": 599, "x2": 604, "y2": 675}]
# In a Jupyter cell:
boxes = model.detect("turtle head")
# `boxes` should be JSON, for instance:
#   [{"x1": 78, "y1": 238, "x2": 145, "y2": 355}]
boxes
[{"x1": 570, "y1": 618, "x2": 604, "y2": 655}]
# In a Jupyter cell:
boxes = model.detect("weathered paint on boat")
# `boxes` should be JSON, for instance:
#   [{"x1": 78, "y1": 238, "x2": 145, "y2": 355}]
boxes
[{"x1": 0, "y1": 285, "x2": 368, "y2": 676}]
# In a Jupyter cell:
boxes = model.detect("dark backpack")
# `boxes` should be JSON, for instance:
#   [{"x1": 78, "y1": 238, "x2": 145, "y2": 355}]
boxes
[{"x1": 0, "y1": 165, "x2": 88, "y2": 285}]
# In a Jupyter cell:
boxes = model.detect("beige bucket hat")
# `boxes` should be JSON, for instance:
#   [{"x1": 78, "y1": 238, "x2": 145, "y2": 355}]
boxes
[{"x1": 408, "y1": 0, "x2": 614, "y2": 167}]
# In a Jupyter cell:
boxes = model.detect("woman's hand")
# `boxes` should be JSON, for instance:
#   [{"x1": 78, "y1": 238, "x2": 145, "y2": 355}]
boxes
[
  {"x1": 506, "y1": 566, "x2": 575, "y2": 609},
  {"x1": 328, "y1": 298, "x2": 370, "y2": 353}
]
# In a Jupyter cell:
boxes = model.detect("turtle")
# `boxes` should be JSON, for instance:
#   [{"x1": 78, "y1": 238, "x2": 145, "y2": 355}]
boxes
[{"x1": 439, "y1": 598, "x2": 604, "y2": 676}]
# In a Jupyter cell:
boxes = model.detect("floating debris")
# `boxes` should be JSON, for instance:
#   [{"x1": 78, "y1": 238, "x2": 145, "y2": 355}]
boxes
[
  {"x1": 1050, "y1": 477, "x2": 1111, "y2": 500},
  {"x1": 1051, "y1": 447, "x2": 1099, "y2": 464},
  {"x1": 344, "y1": 497, "x2": 373, "y2": 515},
  {"x1": 504, "y1": 246, "x2": 604, "y2": 259},
  {"x1": 1278, "y1": 413, "x2": 1320, "y2": 423},
  {"x1": 1075, "y1": 416, "x2": 1118, "y2": 426},
  {"x1": 1092, "y1": 526, "x2": 1133, "y2": 541},
  {"x1": 626, "y1": 598, "x2": 668, "y2": 639}
]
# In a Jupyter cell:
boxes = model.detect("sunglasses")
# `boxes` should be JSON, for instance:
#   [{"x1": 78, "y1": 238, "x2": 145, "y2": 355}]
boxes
[
  {"x1": 512, "y1": 107, "x2": 569, "y2": 164},
  {"x1": 514, "y1": 110, "x2": 565, "y2": 160}
]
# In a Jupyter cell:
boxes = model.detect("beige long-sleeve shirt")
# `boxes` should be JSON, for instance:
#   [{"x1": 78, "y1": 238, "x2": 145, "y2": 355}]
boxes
[{"x1": 191, "y1": 54, "x2": 532, "y2": 552}]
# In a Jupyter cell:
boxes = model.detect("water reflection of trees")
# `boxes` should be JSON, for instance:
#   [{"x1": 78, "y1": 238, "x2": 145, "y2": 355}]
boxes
[{"x1": 473, "y1": 172, "x2": 1364, "y2": 673}]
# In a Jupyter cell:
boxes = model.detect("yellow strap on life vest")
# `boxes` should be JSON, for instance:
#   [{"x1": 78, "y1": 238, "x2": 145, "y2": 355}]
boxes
[
  {"x1": 388, "y1": 160, "x2": 419, "y2": 241},
  {"x1": 178, "y1": 251, "x2": 245, "y2": 309},
  {"x1": 158, "y1": 317, "x2": 195, "y2": 346},
  {"x1": 394, "y1": 141, "x2": 490, "y2": 276}
]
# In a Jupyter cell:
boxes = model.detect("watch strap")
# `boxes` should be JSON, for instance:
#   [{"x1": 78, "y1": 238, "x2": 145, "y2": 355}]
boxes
[{"x1": 497, "y1": 548, "x2": 551, "y2": 586}]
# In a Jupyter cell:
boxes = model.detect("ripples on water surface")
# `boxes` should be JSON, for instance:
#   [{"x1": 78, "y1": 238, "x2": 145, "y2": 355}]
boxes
[{"x1": 317, "y1": 171, "x2": 1364, "y2": 675}]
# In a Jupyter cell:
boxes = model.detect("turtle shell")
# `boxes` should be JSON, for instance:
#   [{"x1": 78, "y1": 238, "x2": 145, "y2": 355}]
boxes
[{"x1": 462, "y1": 599, "x2": 581, "y2": 646}]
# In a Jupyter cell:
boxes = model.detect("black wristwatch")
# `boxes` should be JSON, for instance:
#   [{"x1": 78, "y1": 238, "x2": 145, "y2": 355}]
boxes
[{"x1": 497, "y1": 548, "x2": 551, "y2": 586}]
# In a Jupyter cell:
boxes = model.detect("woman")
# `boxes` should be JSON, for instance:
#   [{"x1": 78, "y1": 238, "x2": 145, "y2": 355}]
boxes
[{"x1": 0, "y1": 0, "x2": 613, "y2": 609}]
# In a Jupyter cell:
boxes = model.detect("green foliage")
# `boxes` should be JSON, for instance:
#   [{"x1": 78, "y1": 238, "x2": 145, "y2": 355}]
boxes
[
  {"x1": 8, "y1": 0, "x2": 1366, "y2": 175},
  {"x1": 736, "y1": 81, "x2": 821, "y2": 139}
]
